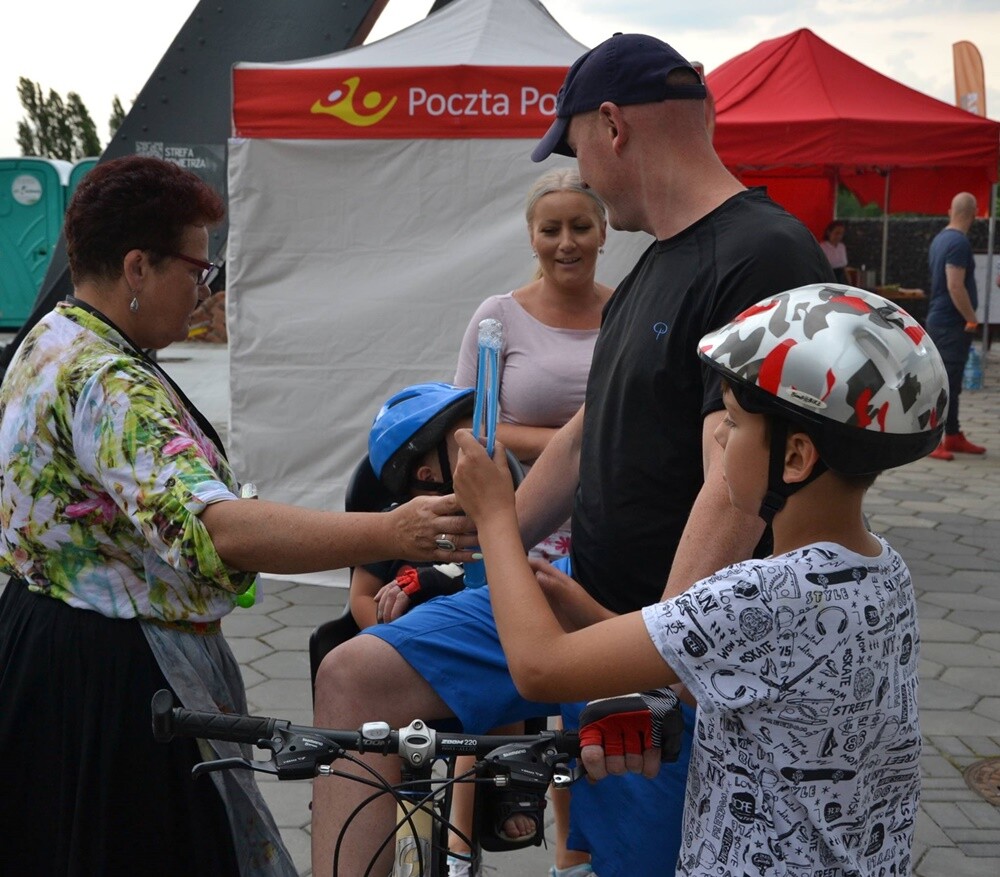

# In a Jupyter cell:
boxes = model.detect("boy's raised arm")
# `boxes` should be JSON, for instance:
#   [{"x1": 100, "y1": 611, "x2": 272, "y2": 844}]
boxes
[{"x1": 453, "y1": 430, "x2": 677, "y2": 703}]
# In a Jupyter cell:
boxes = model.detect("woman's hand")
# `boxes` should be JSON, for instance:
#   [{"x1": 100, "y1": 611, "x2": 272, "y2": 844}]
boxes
[
  {"x1": 529, "y1": 557, "x2": 616, "y2": 631},
  {"x1": 385, "y1": 493, "x2": 478, "y2": 563},
  {"x1": 452, "y1": 429, "x2": 515, "y2": 525}
]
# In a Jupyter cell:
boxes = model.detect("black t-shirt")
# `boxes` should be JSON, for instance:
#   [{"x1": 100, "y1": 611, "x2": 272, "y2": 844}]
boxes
[
  {"x1": 571, "y1": 188, "x2": 835, "y2": 614},
  {"x1": 362, "y1": 556, "x2": 411, "y2": 584}
]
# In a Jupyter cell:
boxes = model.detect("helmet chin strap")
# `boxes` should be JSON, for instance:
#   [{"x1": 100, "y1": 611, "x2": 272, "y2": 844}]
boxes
[{"x1": 757, "y1": 420, "x2": 828, "y2": 525}]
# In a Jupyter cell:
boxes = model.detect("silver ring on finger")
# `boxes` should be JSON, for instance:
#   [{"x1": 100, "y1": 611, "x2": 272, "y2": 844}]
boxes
[{"x1": 435, "y1": 534, "x2": 457, "y2": 551}]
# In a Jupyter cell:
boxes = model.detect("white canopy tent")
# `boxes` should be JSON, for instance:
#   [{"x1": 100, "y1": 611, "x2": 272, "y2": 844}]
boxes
[{"x1": 225, "y1": 0, "x2": 649, "y2": 583}]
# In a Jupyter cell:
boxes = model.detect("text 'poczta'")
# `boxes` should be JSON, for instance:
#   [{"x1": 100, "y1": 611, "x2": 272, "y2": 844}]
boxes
[{"x1": 409, "y1": 87, "x2": 557, "y2": 117}]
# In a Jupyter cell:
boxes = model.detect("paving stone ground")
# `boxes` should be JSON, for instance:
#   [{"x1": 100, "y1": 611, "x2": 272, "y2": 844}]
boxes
[{"x1": 3, "y1": 337, "x2": 998, "y2": 875}]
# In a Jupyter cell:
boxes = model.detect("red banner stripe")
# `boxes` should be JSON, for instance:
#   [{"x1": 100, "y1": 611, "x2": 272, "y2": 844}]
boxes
[{"x1": 233, "y1": 66, "x2": 569, "y2": 139}]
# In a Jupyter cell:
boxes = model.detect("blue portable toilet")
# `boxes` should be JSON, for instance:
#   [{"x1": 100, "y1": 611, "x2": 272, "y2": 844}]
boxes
[
  {"x1": 0, "y1": 157, "x2": 72, "y2": 330},
  {"x1": 68, "y1": 157, "x2": 99, "y2": 202}
]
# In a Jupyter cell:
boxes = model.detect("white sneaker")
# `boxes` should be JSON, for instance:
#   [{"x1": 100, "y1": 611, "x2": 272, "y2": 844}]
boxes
[
  {"x1": 448, "y1": 854, "x2": 475, "y2": 877},
  {"x1": 549, "y1": 865, "x2": 596, "y2": 877}
]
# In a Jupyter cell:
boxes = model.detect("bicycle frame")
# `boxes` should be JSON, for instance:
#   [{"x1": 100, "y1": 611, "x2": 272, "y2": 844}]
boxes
[{"x1": 393, "y1": 749, "x2": 444, "y2": 877}]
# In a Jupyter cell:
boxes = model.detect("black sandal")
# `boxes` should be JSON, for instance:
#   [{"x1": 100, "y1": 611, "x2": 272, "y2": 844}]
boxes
[{"x1": 475, "y1": 784, "x2": 546, "y2": 851}]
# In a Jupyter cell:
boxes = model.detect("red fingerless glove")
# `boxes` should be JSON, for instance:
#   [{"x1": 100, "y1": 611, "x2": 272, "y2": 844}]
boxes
[
  {"x1": 393, "y1": 564, "x2": 465, "y2": 606},
  {"x1": 578, "y1": 689, "x2": 684, "y2": 763},
  {"x1": 396, "y1": 565, "x2": 421, "y2": 596}
]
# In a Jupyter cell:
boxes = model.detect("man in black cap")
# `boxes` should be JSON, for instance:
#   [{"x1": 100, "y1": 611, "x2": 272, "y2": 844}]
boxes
[
  {"x1": 505, "y1": 32, "x2": 834, "y2": 876},
  {"x1": 312, "y1": 34, "x2": 833, "y2": 877}
]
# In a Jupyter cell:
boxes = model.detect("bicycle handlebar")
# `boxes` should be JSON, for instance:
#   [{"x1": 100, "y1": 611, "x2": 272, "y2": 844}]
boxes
[
  {"x1": 151, "y1": 691, "x2": 591, "y2": 875},
  {"x1": 151, "y1": 689, "x2": 581, "y2": 781}
]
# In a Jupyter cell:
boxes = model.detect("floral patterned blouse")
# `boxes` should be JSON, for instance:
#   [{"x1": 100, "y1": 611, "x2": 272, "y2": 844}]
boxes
[{"x1": 0, "y1": 302, "x2": 255, "y2": 623}]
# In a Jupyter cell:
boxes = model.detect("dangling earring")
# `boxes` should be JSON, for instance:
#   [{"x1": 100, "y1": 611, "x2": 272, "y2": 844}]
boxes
[
  {"x1": 599, "y1": 247, "x2": 605, "y2": 255},
  {"x1": 130, "y1": 294, "x2": 140, "y2": 313}
]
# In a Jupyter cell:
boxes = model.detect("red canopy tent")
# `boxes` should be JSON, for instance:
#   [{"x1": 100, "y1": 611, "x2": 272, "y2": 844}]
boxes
[{"x1": 707, "y1": 28, "x2": 1000, "y2": 244}]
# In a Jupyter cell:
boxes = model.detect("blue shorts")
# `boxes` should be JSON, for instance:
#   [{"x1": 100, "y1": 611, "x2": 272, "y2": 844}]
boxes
[
  {"x1": 561, "y1": 698, "x2": 694, "y2": 876},
  {"x1": 363, "y1": 557, "x2": 691, "y2": 877},
  {"x1": 362, "y1": 585, "x2": 560, "y2": 731},
  {"x1": 547, "y1": 558, "x2": 692, "y2": 877}
]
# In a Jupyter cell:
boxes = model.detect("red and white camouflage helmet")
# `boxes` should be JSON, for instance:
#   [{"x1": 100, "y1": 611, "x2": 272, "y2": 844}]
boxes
[{"x1": 698, "y1": 284, "x2": 948, "y2": 474}]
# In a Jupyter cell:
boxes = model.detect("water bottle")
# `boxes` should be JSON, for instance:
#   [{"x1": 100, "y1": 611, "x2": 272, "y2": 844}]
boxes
[{"x1": 963, "y1": 345, "x2": 983, "y2": 391}]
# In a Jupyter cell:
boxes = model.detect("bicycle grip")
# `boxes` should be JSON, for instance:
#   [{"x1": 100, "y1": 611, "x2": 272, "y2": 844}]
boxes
[{"x1": 151, "y1": 689, "x2": 278, "y2": 744}]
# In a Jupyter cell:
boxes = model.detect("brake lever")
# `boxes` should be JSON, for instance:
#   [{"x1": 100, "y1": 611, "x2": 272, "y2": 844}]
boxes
[
  {"x1": 479, "y1": 735, "x2": 582, "y2": 791},
  {"x1": 192, "y1": 756, "x2": 273, "y2": 778},
  {"x1": 551, "y1": 762, "x2": 585, "y2": 789},
  {"x1": 191, "y1": 727, "x2": 346, "y2": 781}
]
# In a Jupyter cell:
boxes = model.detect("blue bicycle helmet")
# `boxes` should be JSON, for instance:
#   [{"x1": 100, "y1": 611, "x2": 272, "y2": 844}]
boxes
[{"x1": 369, "y1": 382, "x2": 476, "y2": 499}]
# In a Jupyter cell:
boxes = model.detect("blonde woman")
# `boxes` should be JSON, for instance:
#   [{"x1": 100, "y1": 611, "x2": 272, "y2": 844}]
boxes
[{"x1": 455, "y1": 167, "x2": 611, "y2": 560}]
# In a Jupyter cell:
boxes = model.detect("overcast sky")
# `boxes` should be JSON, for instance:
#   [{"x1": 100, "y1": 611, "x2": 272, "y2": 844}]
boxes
[{"x1": 2, "y1": 0, "x2": 998, "y2": 156}]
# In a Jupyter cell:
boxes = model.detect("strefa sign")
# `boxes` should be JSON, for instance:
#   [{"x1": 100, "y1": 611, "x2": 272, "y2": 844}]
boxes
[{"x1": 233, "y1": 66, "x2": 567, "y2": 139}]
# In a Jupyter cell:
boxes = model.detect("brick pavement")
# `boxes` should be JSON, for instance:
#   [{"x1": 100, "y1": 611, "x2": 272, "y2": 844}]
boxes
[
  {"x1": 867, "y1": 346, "x2": 1000, "y2": 876},
  {"x1": 2, "y1": 338, "x2": 998, "y2": 875}
]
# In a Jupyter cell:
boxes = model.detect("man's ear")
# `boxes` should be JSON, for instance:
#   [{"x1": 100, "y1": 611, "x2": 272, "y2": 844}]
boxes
[
  {"x1": 784, "y1": 431, "x2": 821, "y2": 484},
  {"x1": 599, "y1": 102, "x2": 628, "y2": 154}
]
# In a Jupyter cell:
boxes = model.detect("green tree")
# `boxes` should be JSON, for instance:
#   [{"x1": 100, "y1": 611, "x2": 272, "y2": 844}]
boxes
[
  {"x1": 109, "y1": 95, "x2": 127, "y2": 142},
  {"x1": 68, "y1": 92, "x2": 101, "y2": 157},
  {"x1": 16, "y1": 77, "x2": 101, "y2": 160}
]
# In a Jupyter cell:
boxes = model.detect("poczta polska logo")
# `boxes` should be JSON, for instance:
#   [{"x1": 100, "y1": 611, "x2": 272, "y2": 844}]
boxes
[{"x1": 311, "y1": 74, "x2": 557, "y2": 126}]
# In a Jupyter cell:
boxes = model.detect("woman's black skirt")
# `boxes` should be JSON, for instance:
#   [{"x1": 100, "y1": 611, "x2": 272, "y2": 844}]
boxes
[{"x1": 0, "y1": 578, "x2": 240, "y2": 876}]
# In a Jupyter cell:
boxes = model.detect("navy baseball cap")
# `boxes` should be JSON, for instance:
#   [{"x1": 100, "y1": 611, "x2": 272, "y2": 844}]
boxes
[{"x1": 532, "y1": 33, "x2": 707, "y2": 162}]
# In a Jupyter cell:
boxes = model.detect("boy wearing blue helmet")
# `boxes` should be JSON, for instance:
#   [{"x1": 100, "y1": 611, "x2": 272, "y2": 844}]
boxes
[
  {"x1": 350, "y1": 382, "x2": 539, "y2": 872},
  {"x1": 352, "y1": 382, "x2": 476, "y2": 629}
]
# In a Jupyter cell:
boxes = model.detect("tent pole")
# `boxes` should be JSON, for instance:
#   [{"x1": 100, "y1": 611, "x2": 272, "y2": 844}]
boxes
[
  {"x1": 983, "y1": 181, "x2": 997, "y2": 358},
  {"x1": 880, "y1": 170, "x2": 890, "y2": 286}
]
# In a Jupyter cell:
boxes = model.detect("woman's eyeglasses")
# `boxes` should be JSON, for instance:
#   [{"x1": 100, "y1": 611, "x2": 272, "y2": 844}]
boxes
[{"x1": 172, "y1": 252, "x2": 222, "y2": 287}]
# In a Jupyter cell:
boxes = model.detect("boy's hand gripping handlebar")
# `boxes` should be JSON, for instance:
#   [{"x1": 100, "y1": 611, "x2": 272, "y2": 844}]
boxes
[
  {"x1": 578, "y1": 689, "x2": 685, "y2": 764},
  {"x1": 151, "y1": 688, "x2": 683, "y2": 785}
]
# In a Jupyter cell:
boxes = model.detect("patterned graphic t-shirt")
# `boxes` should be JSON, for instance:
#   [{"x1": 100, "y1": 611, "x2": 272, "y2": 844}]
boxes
[
  {"x1": 643, "y1": 539, "x2": 920, "y2": 876},
  {"x1": 0, "y1": 303, "x2": 255, "y2": 623}
]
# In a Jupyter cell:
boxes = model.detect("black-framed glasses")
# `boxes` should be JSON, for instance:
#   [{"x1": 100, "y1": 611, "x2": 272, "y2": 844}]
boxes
[{"x1": 172, "y1": 252, "x2": 221, "y2": 287}]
